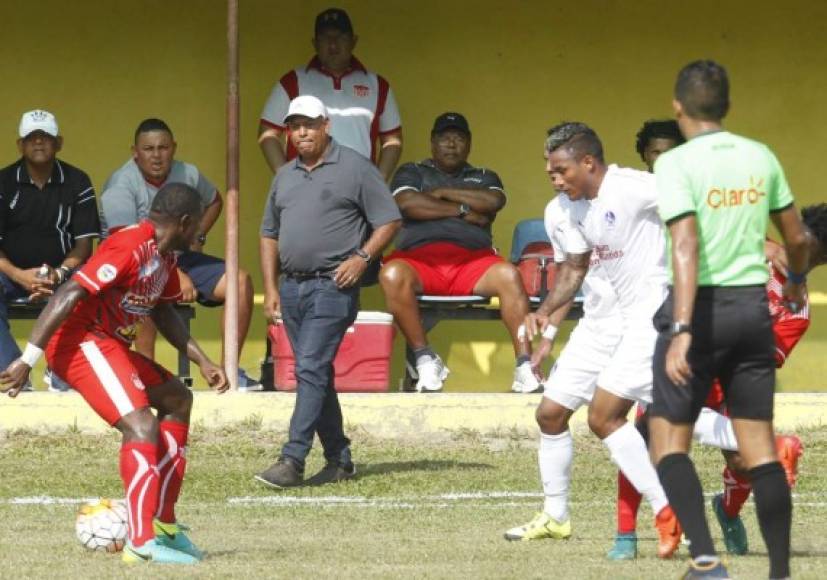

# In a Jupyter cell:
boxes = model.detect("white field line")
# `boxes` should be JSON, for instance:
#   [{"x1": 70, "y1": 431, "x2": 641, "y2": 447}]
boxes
[{"x1": 5, "y1": 491, "x2": 827, "y2": 509}]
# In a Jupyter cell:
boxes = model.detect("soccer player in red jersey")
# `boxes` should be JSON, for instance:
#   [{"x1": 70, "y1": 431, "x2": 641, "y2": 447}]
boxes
[
  {"x1": 1, "y1": 183, "x2": 228, "y2": 564},
  {"x1": 609, "y1": 205, "x2": 826, "y2": 560}
]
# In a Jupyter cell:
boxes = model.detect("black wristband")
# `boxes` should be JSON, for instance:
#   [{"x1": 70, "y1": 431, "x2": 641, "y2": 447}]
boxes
[
  {"x1": 354, "y1": 248, "x2": 371, "y2": 263},
  {"x1": 670, "y1": 322, "x2": 692, "y2": 337},
  {"x1": 787, "y1": 270, "x2": 807, "y2": 285},
  {"x1": 56, "y1": 266, "x2": 71, "y2": 285}
]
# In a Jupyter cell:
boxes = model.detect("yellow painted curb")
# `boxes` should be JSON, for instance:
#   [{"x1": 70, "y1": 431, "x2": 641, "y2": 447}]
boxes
[{"x1": 1, "y1": 392, "x2": 824, "y2": 436}]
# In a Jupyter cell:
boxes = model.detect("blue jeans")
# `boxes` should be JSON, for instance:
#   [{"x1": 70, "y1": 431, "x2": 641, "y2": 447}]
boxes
[
  {"x1": 0, "y1": 273, "x2": 29, "y2": 370},
  {"x1": 279, "y1": 277, "x2": 359, "y2": 467}
]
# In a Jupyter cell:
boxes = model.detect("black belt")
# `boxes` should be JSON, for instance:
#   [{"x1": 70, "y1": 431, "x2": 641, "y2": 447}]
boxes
[{"x1": 283, "y1": 270, "x2": 335, "y2": 281}]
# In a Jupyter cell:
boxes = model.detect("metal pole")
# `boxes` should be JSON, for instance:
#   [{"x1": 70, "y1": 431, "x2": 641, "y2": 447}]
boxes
[{"x1": 224, "y1": 0, "x2": 240, "y2": 390}]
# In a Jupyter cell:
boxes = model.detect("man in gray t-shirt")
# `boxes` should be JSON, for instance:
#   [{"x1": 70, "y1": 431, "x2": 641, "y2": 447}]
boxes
[
  {"x1": 380, "y1": 112, "x2": 539, "y2": 395},
  {"x1": 100, "y1": 118, "x2": 259, "y2": 389},
  {"x1": 256, "y1": 96, "x2": 400, "y2": 489}
]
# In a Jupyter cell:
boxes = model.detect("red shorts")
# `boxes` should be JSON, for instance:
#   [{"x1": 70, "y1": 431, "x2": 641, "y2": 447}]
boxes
[
  {"x1": 46, "y1": 331, "x2": 173, "y2": 426},
  {"x1": 384, "y1": 242, "x2": 503, "y2": 295}
]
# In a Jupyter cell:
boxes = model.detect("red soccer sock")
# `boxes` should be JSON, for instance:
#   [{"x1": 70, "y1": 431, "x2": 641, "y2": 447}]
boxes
[
  {"x1": 120, "y1": 441, "x2": 160, "y2": 547},
  {"x1": 617, "y1": 470, "x2": 643, "y2": 534},
  {"x1": 722, "y1": 465, "x2": 752, "y2": 518},
  {"x1": 155, "y1": 420, "x2": 189, "y2": 524}
]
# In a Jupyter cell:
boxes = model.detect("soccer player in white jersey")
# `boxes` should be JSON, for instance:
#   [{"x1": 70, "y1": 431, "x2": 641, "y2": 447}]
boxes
[{"x1": 504, "y1": 123, "x2": 681, "y2": 558}]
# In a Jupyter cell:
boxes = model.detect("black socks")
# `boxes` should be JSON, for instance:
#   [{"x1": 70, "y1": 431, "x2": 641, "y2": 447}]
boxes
[
  {"x1": 656, "y1": 453, "x2": 716, "y2": 559},
  {"x1": 750, "y1": 461, "x2": 792, "y2": 579}
]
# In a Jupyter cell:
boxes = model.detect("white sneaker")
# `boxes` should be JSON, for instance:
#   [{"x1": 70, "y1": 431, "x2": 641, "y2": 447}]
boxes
[
  {"x1": 511, "y1": 362, "x2": 543, "y2": 394},
  {"x1": 236, "y1": 369, "x2": 264, "y2": 392},
  {"x1": 43, "y1": 368, "x2": 71, "y2": 392},
  {"x1": 415, "y1": 355, "x2": 449, "y2": 392}
]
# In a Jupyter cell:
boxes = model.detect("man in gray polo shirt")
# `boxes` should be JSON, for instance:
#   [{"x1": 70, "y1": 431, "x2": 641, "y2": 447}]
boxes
[
  {"x1": 100, "y1": 118, "x2": 259, "y2": 390},
  {"x1": 256, "y1": 95, "x2": 400, "y2": 488}
]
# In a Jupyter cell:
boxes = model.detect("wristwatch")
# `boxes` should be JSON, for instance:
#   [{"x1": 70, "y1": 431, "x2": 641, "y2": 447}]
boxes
[
  {"x1": 197, "y1": 234, "x2": 207, "y2": 245},
  {"x1": 354, "y1": 248, "x2": 371, "y2": 263},
  {"x1": 670, "y1": 322, "x2": 692, "y2": 337},
  {"x1": 458, "y1": 203, "x2": 471, "y2": 218}
]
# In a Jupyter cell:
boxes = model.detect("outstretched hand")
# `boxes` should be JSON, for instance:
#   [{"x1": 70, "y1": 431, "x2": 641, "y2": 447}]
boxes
[
  {"x1": 0, "y1": 360, "x2": 32, "y2": 398},
  {"x1": 200, "y1": 361, "x2": 229, "y2": 393},
  {"x1": 522, "y1": 312, "x2": 550, "y2": 341}
]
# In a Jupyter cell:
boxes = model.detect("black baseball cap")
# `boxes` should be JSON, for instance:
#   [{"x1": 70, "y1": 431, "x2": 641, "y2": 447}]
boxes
[
  {"x1": 431, "y1": 112, "x2": 471, "y2": 136},
  {"x1": 315, "y1": 8, "x2": 354, "y2": 36}
]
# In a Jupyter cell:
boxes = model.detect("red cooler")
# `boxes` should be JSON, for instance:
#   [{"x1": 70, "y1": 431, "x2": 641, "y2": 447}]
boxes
[{"x1": 269, "y1": 311, "x2": 395, "y2": 392}]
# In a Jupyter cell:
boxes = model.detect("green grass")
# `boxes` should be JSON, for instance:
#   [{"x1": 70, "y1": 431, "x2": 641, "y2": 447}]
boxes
[{"x1": 1, "y1": 424, "x2": 826, "y2": 578}]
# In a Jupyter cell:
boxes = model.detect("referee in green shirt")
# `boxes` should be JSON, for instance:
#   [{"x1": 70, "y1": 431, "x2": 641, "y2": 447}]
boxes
[{"x1": 649, "y1": 60, "x2": 810, "y2": 580}]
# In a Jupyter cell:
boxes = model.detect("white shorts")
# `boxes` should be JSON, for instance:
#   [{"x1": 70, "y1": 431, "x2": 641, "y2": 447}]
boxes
[
  {"x1": 543, "y1": 316, "x2": 623, "y2": 411},
  {"x1": 598, "y1": 317, "x2": 658, "y2": 405}
]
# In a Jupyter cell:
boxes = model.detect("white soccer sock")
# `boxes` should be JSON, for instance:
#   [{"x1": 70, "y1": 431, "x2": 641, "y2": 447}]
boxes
[
  {"x1": 603, "y1": 422, "x2": 668, "y2": 515},
  {"x1": 692, "y1": 407, "x2": 739, "y2": 451},
  {"x1": 539, "y1": 430, "x2": 573, "y2": 522}
]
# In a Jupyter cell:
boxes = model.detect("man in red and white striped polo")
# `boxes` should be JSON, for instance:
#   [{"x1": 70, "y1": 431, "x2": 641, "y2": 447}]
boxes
[{"x1": 258, "y1": 8, "x2": 403, "y2": 181}]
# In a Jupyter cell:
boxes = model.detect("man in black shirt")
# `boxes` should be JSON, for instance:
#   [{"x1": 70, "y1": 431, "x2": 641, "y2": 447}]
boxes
[
  {"x1": 0, "y1": 110, "x2": 100, "y2": 389},
  {"x1": 380, "y1": 112, "x2": 538, "y2": 393}
]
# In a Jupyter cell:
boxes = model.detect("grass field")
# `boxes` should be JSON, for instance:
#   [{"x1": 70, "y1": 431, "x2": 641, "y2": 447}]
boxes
[{"x1": 1, "y1": 422, "x2": 826, "y2": 579}]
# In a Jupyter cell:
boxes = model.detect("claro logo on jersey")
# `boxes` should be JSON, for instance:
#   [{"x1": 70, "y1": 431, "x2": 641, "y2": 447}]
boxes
[
  {"x1": 120, "y1": 291, "x2": 154, "y2": 316},
  {"x1": 96, "y1": 264, "x2": 118, "y2": 283},
  {"x1": 706, "y1": 176, "x2": 766, "y2": 209}
]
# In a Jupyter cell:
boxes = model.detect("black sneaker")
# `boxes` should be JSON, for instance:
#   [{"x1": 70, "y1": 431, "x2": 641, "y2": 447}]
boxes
[
  {"x1": 254, "y1": 457, "x2": 304, "y2": 488},
  {"x1": 306, "y1": 462, "x2": 357, "y2": 486}
]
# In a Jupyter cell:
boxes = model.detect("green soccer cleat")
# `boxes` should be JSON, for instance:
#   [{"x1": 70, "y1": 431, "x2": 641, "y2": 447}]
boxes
[
  {"x1": 504, "y1": 512, "x2": 571, "y2": 541},
  {"x1": 712, "y1": 494, "x2": 748, "y2": 555},
  {"x1": 154, "y1": 520, "x2": 204, "y2": 560},
  {"x1": 122, "y1": 538, "x2": 199, "y2": 565},
  {"x1": 606, "y1": 532, "x2": 638, "y2": 560}
]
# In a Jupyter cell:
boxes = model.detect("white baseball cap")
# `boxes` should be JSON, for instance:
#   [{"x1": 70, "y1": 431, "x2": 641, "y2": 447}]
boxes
[
  {"x1": 283, "y1": 96, "x2": 328, "y2": 123},
  {"x1": 19, "y1": 110, "x2": 59, "y2": 138}
]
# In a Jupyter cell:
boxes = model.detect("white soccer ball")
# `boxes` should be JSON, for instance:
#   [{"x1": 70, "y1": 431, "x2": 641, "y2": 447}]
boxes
[{"x1": 75, "y1": 498, "x2": 128, "y2": 553}]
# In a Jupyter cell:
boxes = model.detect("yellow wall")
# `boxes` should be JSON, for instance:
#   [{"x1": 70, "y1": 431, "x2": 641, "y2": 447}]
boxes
[{"x1": 2, "y1": 0, "x2": 825, "y2": 390}]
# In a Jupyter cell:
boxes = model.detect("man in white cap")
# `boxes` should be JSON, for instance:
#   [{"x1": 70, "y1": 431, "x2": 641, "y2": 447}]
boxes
[
  {"x1": 256, "y1": 95, "x2": 401, "y2": 487},
  {"x1": 258, "y1": 7, "x2": 402, "y2": 181},
  {"x1": 0, "y1": 110, "x2": 100, "y2": 391}
]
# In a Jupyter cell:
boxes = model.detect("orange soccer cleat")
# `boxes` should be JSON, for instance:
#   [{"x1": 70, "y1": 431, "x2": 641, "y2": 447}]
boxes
[
  {"x1": 654, "y1": 505, "x2": 682, "y2": 559},
  {"x1": 775, "y1": 434, "x2": 803, "y2": 488}
]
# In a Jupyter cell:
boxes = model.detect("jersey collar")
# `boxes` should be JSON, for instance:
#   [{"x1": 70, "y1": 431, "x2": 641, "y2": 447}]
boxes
[
  {"x1": 15, "y1": 158, "x2": 64, "y2": 186},
  {"x1": 292, "y1": 138, "x2": 341, "y2": 171},
  {"x1": 305, "y1": 55, "x2": 367, "y2": 78},
  {"x1": 421, "y1": 158, "x2": 474, "y2": 178}
]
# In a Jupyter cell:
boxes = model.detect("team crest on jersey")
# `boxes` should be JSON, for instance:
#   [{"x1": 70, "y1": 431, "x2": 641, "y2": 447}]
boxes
[
  {"x1": 604, "y1": 210, "x2": 616, "y2": 228},
  {"x1": 115, "y1": 324, "x2": 138, "y2": 342},
  {"x1": 353, "y1": 84, "x2": 370, "y2": 97},
  {"x1": 131, "y1": 372, "x2": 146, "y2": 391},
  {"x1": 138, "y1": 256, "x2": 161, "y2": 279},
  {"x1": 97, "y1": 264, "x2": 118, "y2": 283}
]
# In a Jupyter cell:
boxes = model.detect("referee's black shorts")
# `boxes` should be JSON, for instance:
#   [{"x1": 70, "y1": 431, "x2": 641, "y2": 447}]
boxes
[{"x1": 650, "y1": 285, "x2": 775, "y2": 423}]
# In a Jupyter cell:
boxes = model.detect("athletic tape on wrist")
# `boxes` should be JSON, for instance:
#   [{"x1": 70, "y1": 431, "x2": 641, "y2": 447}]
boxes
[
  {"x1": 20, "y1": 342, "x2": 44, "y2": 367},
  {"x1": 542, "y1": 325, "x2": 559, "y2": 341}
]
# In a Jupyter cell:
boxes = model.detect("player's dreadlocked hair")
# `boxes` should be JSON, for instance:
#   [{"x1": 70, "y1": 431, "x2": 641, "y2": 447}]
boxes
[
  {"x1": 802, "y1": 203, "x2": 827, "y2": 254},
  {"x1": 635, "y1": 119, "x2": 685, "y2": 160},
  {"x1": 545, "y1": 122, "x2": 604, "y2": 163},
  {"x1": 675, "y1": 60, "x2": 730, "y2": 121},
  {"x1": 150, "y1": 183, "x2": 203, "y2": 220},
  {"x1": 134, "y1": 118, "x2": 174, "y2": 143}
]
